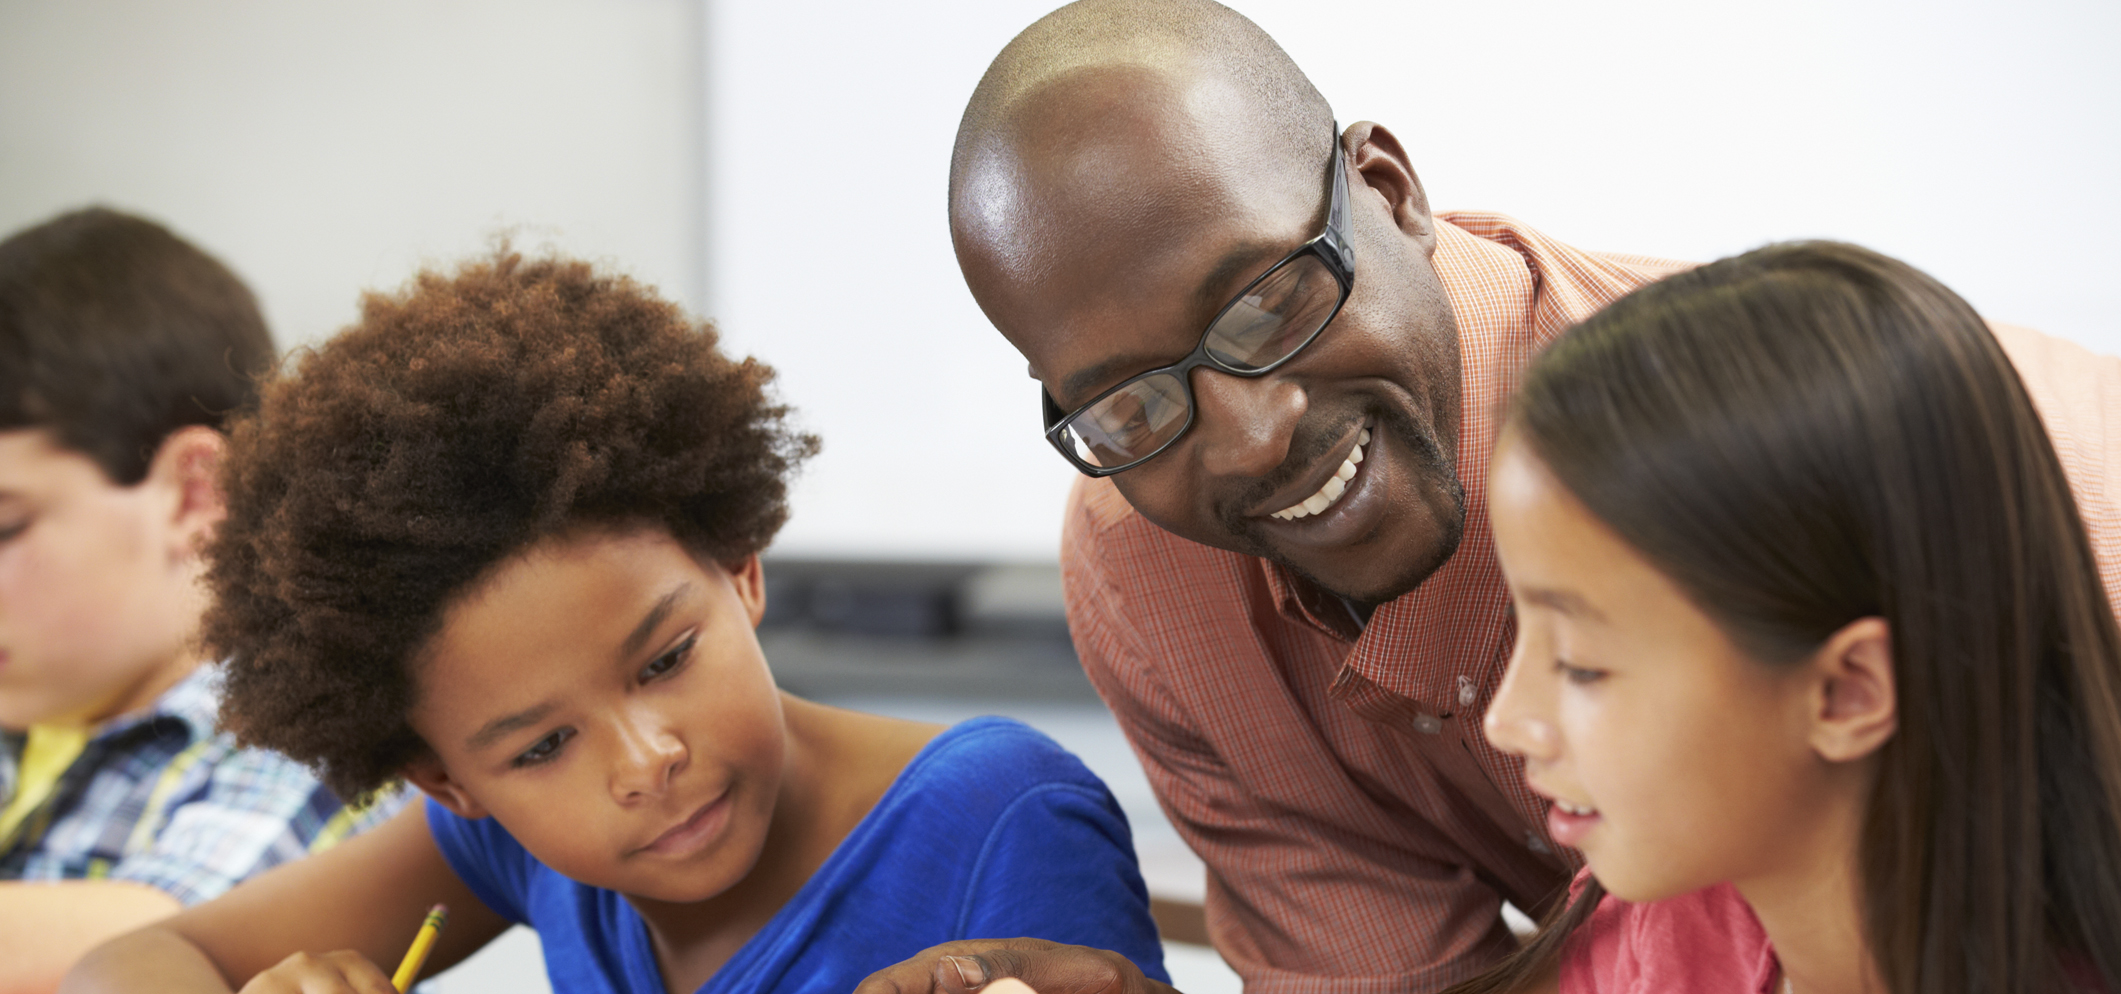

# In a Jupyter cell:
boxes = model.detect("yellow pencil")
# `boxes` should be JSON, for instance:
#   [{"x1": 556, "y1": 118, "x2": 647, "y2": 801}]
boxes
[{"x1": 390, "y1": 904, "x2": 449, "y2": 992}]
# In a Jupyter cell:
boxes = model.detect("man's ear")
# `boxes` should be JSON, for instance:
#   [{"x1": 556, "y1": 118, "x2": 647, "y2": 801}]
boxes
[
  {"x1": 1343, "y1": 121, "x2": 1434, "y2": 252},
  {"x1": 1807, "y1": 616, "x2": 1898, "y2": 763},
  {"x1": 725, "y1": 553, "x2": 767, "y2": 628},
  {"x1": 143, "y1": 425, "x2": 228, "y2": 563},
  {"x1": 403, "y1": 755, "x2": 490, "y2": 820}
]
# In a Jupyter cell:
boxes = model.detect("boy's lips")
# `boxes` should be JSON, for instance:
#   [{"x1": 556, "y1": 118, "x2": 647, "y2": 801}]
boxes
[{"x1": 636, "y1": 790, "x2": 732, "y2": 857}]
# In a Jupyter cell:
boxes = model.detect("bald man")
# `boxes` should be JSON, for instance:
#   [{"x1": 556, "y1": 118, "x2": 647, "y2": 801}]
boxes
[
  {"x1": 868, "y1": 2, "x2": 2121, "y2": 993},
  {"x1": 854, "y1": 2, "x2": 1683, "y2": 992}
]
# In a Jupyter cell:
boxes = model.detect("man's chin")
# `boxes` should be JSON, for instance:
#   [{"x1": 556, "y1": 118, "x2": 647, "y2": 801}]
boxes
[{"x1": 1278, "y1": 506, "x2": 1466, "y2": 606}]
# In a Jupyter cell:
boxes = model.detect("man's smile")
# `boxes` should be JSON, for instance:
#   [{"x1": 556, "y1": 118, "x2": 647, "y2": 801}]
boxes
[{"x1": 1265, "y1": 424, "x2": 1368, "y2": 521}]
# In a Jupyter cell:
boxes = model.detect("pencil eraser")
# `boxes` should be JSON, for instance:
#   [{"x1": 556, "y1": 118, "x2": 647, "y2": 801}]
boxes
[{"x1": 984, "y1": 980, "x2": 1038, "y2": 994}]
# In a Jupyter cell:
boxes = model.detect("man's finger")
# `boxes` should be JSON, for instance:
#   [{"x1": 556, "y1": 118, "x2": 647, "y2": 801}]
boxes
[{"x1": 933, "y1": 942, "x2": 1141, "y2": 994}]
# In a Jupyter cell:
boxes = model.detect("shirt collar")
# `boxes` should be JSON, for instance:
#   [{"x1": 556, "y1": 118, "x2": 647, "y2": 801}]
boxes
[{"x1": 89, "y1": 663, "x2": 221, "y2": 747}]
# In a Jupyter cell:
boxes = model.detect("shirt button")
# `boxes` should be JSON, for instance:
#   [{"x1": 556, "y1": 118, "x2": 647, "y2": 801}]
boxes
[
  {"x1": 1458, "y1": 675, "x2": 1477, "y2": 707},
  {"x1": 1525, "y1": 831, "x2": 1551, "y2": 853},
  {"x1": 1413, "y1": 713, "x2": 1444, "y2": 734}
]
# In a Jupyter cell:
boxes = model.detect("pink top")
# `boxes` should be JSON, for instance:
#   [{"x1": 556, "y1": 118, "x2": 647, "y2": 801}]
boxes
[
  {"x1": 1557, "y1": 870, "x2": 2111, "y2": 992},
  {"x1": 1559, "y1": 872, "x2": 1777, "y2": 994}
]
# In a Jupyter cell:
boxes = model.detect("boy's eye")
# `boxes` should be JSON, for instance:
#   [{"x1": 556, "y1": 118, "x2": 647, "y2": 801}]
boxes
[
  {"x1": 640, "y1": 634, "x2": 697, "y2": 683},
  {"x1": 1555, "y1": 660, "x2": 1607, "y2": 685},
  {"x1": 512, "y1": 728, "x2": 574, "y2": 768}
]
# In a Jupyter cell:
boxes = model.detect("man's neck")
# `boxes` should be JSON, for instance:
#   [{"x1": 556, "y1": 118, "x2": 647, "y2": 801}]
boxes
[{"x1": 1289, "y1": 572, "x2": 1373, "y2": 641}]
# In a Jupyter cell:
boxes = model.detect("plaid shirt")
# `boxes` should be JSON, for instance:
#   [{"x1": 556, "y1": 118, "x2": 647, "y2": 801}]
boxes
[
  {"x1": 0, "y1": 664, "x2": 406, "y2": 905},
  {"x1": 1063, "y1": 212, "x2": 2121, "y2": 993}
]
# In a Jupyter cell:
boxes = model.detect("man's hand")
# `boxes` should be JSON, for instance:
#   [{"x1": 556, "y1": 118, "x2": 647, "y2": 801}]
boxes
[{"x1": 852, "y1": 939, "x2": 1181, "y2": 994}]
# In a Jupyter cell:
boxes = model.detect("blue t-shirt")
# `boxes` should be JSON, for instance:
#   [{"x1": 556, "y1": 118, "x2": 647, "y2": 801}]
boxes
[{"x1": 428, "y1": 717, "x2": 1169, "y2": 994}]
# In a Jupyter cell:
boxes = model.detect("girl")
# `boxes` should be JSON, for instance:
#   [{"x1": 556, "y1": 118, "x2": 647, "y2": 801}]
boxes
[
  {"x1": 61, "y1": 251, "x2": 1167, "y2": 994},
  {"x1": 1467, "y1": 242, "x2": 2120, "y2": 992}
]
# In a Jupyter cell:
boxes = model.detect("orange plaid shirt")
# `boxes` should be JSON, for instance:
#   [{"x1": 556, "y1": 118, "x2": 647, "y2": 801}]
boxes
[{"x1": 1060, "y1": 212, "x2": 2121, "y2": 993}]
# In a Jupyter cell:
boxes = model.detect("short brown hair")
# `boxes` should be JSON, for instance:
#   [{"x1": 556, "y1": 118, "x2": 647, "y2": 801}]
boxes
[
  {"x1": 0, "y1": 207, "x2": 275, "y2": 483},
  {"x1": 204, "y1": 249, "x2": 817, "y2": 800}
]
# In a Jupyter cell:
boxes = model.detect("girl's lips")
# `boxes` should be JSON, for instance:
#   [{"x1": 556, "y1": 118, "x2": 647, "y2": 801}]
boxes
[
  {"x1": 638, "y1": 791, "x2": 731, "y2": 858},
  {"x1": 1546, "y1": 801, "x2": 1602, "y2": 848}
]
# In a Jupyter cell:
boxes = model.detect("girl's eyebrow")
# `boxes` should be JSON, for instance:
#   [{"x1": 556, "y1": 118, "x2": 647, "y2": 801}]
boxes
[
  {"x1": 619, "y1": 582, "x2": 694, "y2": 660},
  {"x1": 467, "y1": 701, "x2": 557, "y2": 752},
  {"x1": 1523, "y1": 587, "x2": 1606, "y2": 621}
]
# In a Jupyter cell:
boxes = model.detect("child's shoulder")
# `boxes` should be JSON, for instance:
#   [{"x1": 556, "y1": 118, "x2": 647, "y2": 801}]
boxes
[
  {"x1": 1562, "y1": 878, "x2": 1775, "y2": 994},
  {"x1": 891, "y1": 716, "x2": 1107, "y2": 803}
]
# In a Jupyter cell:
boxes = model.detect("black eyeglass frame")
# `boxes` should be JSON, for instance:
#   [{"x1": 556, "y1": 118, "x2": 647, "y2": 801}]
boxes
[{"x1": 1040, "y1": 132, "x2": 1356, "y2": 477}]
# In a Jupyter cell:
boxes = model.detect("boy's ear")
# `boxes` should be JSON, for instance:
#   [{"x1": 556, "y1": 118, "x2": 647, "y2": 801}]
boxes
[
  {"x1": 144, "y1": 426, "x2": 227, "y2": 561},
  {"x1": 725, "y1": 553, "x2": 766, "y2": 628},
  {"x1": 403, "y1": 756, "x2": 491, "y2": 820},
  {"x1": 1807, "y1": 616, "x2": 1898, "y2": 763}
]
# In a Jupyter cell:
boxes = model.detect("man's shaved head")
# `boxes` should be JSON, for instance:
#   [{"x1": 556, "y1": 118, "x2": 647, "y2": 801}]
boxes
[
  {"x1": 952, "y1": 0, "x2": 1468, "y2": 604},
  {"x1": 951, "y1": 0, "x2": 1333, "y2": 214}
]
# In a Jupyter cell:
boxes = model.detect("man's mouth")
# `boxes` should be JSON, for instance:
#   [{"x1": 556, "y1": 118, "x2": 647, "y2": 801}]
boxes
[{"x1": 1269, "y1": 428, "x2": 1368, "y2": 521}]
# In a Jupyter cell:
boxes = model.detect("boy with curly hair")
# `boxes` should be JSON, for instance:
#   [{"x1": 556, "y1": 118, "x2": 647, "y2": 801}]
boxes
[
  {"x1": 63, "y1": 250, "x2": 1166, "y2": 994},
  {"x1": 0, "y1": 208, "x2": 402, "y2": 993}
]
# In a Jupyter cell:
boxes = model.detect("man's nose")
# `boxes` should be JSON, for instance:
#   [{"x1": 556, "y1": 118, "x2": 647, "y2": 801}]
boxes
[
  {"x1": 1188, "y1": 367, "x2": 1307, "y2": 478},
  {"x1": 609, "y1": 706, "x2": 688, "y2": 803}
]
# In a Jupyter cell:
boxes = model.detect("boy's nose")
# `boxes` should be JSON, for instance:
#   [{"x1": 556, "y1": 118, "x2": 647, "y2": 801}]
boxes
[{"x1": 1188, "y1": 368, "x2": 1306, "y2": 479}]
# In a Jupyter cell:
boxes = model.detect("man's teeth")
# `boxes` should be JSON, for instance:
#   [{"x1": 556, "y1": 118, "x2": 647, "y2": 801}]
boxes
[
  {"x1": 1271, "y1": 429, "x2": 1370, "y2": 521},
  {"x1": 1556, "y1": 801, "x2": 1598, "y2": 817}
]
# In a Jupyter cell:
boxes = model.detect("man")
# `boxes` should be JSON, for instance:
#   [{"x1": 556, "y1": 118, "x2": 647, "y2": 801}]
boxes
[{"x1": 859, "y1": 1, "x2": 2121, "y2": 991}]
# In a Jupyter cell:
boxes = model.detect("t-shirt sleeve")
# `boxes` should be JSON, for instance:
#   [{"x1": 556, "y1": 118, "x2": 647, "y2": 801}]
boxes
[
  {"x1": 423, "y1": 796, "x2": 534, "y2": 924},
  {"x1": 956, "y1": 778, "x2": 1170, "y2": 985},
  {"x1": 105, "y1": 746, "x2": 408, "y2": 906}
]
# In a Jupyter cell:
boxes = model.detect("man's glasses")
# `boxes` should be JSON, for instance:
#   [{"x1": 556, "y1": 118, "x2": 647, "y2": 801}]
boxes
[{"x1": 1042, "y1": 132, "x2": 1355, "y2": 477}]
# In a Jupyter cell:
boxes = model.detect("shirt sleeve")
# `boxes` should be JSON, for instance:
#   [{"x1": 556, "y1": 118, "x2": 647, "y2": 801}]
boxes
[
  {"x1": 423, "y1": 796, "x2": 532, "y2": 924},
  {"x1": 1061, "y1": 484, "x2": 1521, "y2": 994},
  {"x1": 957, "y1": 779, "x2": 1170, "y2": 985},
  {"x1": 105, "y1": 745, "x2": 407, "y2": 906}
]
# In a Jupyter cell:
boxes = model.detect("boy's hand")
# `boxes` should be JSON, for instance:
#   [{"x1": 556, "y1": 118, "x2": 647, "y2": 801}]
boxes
[
  {"x1": 236, "y1": 951, "x2": 398, "y2": 994},
  {"x1": 852, "y1": 939, "x2": 1180, "y2": 994}
]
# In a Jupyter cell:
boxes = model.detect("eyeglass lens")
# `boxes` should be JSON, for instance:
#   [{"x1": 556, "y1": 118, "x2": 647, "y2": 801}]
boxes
[{"x1": 1057, "y1": 253, "x2": 1342, "y2": 469}]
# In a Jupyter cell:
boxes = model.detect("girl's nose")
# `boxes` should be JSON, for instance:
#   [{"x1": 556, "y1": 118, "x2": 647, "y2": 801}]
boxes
[
  {"x1": 1483, "y1": 643, "x2": 1562, "y2": 762},
  {"x1": 609, "y1": 707, "x2": 688, "y2": 803}
]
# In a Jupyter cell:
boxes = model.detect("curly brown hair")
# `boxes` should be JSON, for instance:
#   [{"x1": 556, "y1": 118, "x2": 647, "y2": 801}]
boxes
[{"x1": 204, "y1": 250, "x2": 818, "y2": 801}]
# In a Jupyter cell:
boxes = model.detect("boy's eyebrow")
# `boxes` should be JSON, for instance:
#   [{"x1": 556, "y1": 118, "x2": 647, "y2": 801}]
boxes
[
  {"x1": 467, "y1": 702, "x2": 558, "y2": 752},
  {"x1": 621, "y1": 583, "x2": 694, "y2": 660},
  {"x1": 1522, "y1": 587, "x2": 1607, "y2": 621}
]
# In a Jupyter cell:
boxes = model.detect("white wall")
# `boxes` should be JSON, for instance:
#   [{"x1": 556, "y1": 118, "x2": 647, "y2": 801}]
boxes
[
  {"x1": 0, "y1": 0, "x2": 705, "y2": 349},
  {"x1": 4, "y1": 1, "x2": 2113, "y2": 561},
  {"x1": 710, "y1": 0, "x2": 2121, "y2": 560}
]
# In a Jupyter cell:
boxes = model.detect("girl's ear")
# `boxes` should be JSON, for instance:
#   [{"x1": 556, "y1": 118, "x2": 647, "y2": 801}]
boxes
[
  {"x1": 403, "y1": 756, "x2": 491, "y2": 820},
  {"x1": 1807, "y1": 616, "x2": 1898, "y2": 763},
  {"x1": 725, "y1": 553, "x2": 766, "y2": 628}
]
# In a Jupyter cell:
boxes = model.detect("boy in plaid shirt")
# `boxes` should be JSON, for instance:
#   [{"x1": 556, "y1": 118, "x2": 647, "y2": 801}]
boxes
[{"x1": 0, "y1": 208, "x2": 402, "y2": 991}]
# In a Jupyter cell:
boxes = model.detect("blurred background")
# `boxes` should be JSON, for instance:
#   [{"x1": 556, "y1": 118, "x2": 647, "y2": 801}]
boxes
[{"x1": 3, "y1": 1, "x2": 2115, "y2": 991}]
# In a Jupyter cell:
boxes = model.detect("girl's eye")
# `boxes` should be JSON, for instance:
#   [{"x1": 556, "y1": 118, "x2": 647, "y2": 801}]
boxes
[
  {"x1": 512, "y1": 728, "x2": 574, "y2": 768},
  {"x1": 0, "y1": 519, "x2": 30, "y2": 544},
  {"x1": 640, "y1": 635, "x2": 697, "y2": 683},
  {"x1": 1556, "y1": 660, "x2": 1607, "y2": 685}
]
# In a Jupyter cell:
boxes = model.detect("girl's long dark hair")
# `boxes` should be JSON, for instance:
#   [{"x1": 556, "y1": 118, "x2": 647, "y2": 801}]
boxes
[{"x1": 1452, "y1": 241, "x2": 2121, "y2": 993}]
